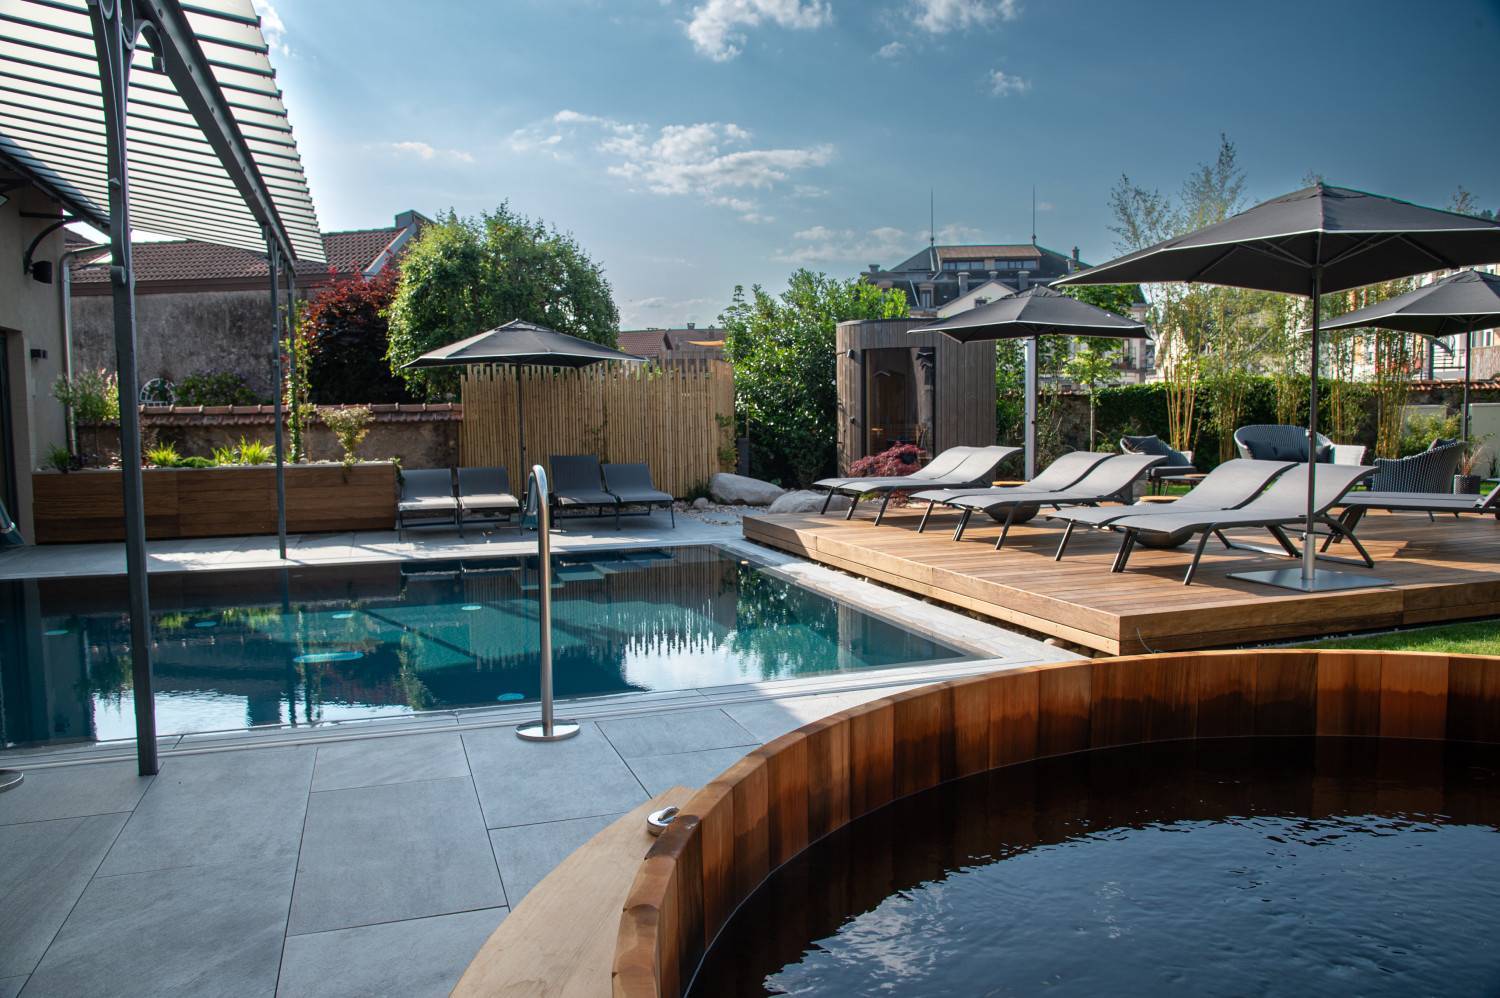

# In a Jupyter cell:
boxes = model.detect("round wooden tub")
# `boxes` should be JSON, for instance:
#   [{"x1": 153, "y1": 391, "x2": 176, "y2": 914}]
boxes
[{"x1": 612, "y1": 649, "x2": 1500, "y2": 997}]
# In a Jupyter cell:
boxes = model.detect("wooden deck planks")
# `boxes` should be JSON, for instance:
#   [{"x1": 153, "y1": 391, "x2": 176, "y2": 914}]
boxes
[{"x1": 744, "y1": 508, "x2": 1500, "y2": 654}]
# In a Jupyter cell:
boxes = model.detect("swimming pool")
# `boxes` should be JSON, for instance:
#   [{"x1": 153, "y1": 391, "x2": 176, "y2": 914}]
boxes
[{"x1": 0, "y1": 546, "x2": 964, "y2": 747}]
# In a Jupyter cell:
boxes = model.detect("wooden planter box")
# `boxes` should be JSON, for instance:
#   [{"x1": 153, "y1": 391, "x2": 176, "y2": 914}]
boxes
[{"x1": 32, "y1": 463, "x2": 397, "y2": 544}]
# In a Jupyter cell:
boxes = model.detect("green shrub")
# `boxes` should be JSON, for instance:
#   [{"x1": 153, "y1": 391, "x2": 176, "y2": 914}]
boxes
[
  {"x1": 45, "y1": 444, "x2": 74, "y2": 473},
  {"x1": 1399, "y1": 411, "x2": 1460, "y2": 457},
  {"x1": 52, "y1": 368, "x2": 120, "y2": 423},
  {"x1": 146, "y1": 443, "x2": 183, "y2": 467},
  {"x1": 176, "y1": 371, "x2": 260, "y2": 407},
  {"x1": 212, "y1": 437, "x2": 276, "y2": 465},
  {"x1": 320, "y1": 406, "x2": 373, "y2": 469},
  {"x1": 178, "y1": 456, "x2": 216, "y2": 469}
]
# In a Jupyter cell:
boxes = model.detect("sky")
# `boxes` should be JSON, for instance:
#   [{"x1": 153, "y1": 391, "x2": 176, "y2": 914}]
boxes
[{"x1": 251, "y1": 0, "x2": 1500, "y2": 329}]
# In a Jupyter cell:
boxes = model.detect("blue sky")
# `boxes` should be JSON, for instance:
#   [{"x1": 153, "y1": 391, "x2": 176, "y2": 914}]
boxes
[{"x1": 257, "y1": 0, "x2": 1500, "y2": 328}]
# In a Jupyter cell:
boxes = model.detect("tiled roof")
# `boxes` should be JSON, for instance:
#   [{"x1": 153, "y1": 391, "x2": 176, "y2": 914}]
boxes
[
  {"x1": 617, "y1": 330, "x2": 670, "y2": 356},
  {"x1": 70, "y1": 227, "x2": 402, "y2": 285},
  {"x1": 935, "y1": 245, "x2": 1042, "y2": 261}
]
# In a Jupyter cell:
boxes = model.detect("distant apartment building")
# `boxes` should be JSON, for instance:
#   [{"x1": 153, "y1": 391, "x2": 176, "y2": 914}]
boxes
[
  {"x1": 861, "y1": 240, "x2": 1153, "y2": 383},
  {"x1": 617, "y1": 324, "x2": 725, "y2": 365}
]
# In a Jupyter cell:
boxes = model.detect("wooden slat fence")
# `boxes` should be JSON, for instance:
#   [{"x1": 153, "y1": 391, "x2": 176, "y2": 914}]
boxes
[{"x1": 459, "y1": 361, "x2": 734, "y2": 497}]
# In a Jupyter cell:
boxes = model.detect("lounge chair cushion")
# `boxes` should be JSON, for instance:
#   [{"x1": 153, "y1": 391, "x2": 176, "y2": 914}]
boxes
[
  {"x1": 399, "y1": 496, "x2": 458, "y2": 513},
  {"x1": 603, "y1": 463, "x2": 673, "y2": 503},
  {"x1": 1120, "y1": 435, "x2": 1191, "y2": 468}
]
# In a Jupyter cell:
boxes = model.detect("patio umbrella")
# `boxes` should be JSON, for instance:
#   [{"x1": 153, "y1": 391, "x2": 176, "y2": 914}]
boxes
[
  {"x1": 914, "y1": 286, "x2": 1148, "y2": 478},
  {"x1": 1317, "y1": 269, "x2": 1500, "y2": 444},
  {"x1": 405, "y1": 319, "x2": 644, "y2": 475},
  {"x1": 1056, "y1": 183, "x2": 1500, "y2": 592}
]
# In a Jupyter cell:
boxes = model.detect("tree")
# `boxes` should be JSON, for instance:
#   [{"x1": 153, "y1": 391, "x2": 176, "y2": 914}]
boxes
[
  {"x1": 300, "y1": 269, "x2": 411, "y2": 404},
  {"x1": 1451, "y1": 186, "x2": 1497, "y2": 221},
  {"x1": 1063, "y1": 339, "x2": 1121, "y2": 449},
  {"x1": 721, "y1": 270, "x2": 908, "y2": 487},
  {"x1": 386, "y1": 205, "x2": 619, "y2": 399}
]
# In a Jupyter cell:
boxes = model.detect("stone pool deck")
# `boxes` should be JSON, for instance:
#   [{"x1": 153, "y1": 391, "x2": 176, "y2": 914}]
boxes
[{"x1": 0, "y1": 521, "x2": 1082, "y2": 997}]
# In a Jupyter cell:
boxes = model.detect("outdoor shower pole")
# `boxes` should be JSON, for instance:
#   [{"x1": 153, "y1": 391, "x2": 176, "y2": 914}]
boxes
[
  {"x1": 89, "y1": 0, "x2": 158, "y2": 775},
  {"x1": 1462, "y1": 329, "x2": 1472, "y2": 445},
  {"x1": 268, "y1": 239, "x2": 287, "y2": 559},
  {"x1": 1023, "y1": 335, "x2": 1038, "y2": 480},
  {"x1": 516, "y1": 465, "x2": 579, "y2": 742}
]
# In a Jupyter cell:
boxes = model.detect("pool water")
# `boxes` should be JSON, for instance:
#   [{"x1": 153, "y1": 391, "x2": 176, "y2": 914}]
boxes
[
  {"x1": 691, "y1": 737, "x2": 1500, "y2": 997},
  {"x1": 0, "y1": 546, "x2": 963, "y2": 747}
]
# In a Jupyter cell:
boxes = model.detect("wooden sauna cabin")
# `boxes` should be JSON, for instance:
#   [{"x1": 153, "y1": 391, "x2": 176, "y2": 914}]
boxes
[{"x1": 835, "y1": 318, "x2": 997, "y2": 473}]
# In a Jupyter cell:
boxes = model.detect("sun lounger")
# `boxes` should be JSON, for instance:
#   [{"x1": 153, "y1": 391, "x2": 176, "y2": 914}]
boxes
[
  {"x1": 603, "y1": 462, "x2": 676, "y2": 527},
  {"x1": 931, "y1": 453, "x2": 1165, "y2": 548},
  {"x1": 398, "y1": 468, "x2": 458, "y2": 537},
  {"x1": 1322, "y1": 487, "x2": 1500, "y2": 550},
  {"x1": 550, "y1": 454, "x2": 623, "y2": 529},
  {"x1": 911, "y1": 450, "x2": 1115, "y2": 534},
  {"x1": 816, "y1": 445, "x2": 1019, "y2": 524},
  {"x1": 457, "y1": 467, "x2": 520, "y2": 534},
  {"x1": 1105, "y1": 463, "x2": 1375, "y2": 585},
  {"x1": 1045, "y1": 458, "x2": 1297, "y2": 560}
]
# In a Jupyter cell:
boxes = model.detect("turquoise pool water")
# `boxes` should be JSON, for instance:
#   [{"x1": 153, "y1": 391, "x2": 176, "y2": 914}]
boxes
[{"x1": 0, "y1": 546, "x2": 964, "y2": 747}]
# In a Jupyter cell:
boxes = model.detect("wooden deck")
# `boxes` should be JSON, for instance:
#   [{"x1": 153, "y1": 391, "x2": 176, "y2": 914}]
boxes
[{"x1": 744, "y1": 506, "x2": 1500, "y2": 655}]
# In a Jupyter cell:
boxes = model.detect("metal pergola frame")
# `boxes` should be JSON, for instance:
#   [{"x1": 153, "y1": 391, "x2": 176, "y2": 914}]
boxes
[{"x1": 1, "y1": 0, "x2": 323, "y2": 775}]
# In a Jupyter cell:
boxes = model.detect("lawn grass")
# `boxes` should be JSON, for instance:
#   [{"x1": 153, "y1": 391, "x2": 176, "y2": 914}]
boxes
[{"x1": 1296, "y1": 618, "x2": 1500, "y2": 655}]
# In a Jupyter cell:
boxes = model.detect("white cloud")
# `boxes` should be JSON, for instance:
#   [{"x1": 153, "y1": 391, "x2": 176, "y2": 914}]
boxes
[
  {"x1": 936, "y1": 222, "x2": 983, "y2": 243},
  {"x1": 877, "y1": 40, "x2": 906, "y2": 58},
  {"x1": 684, "y1": 0, "x2": 832, "y2": 61},
  {"x1": 774, "y1": 225, "x2": 911, "y2": 264},
  {"x1": 1037, "y1": 200, "x2": 1054, "y2": 212},
  {"x1": 518, "y1": 111, "x2": 832, "y2": 222},
  {"x1": 911, "y1": 0, "x2": 1019, "y2": 33},
  {"x1": 621, "y1": 295, "x2": 717, "y2": 328},
  {"x1": 252, "y1": 0, "x2": 290, "y2": 56},
  {"x1": 387, "y1": 140, "x2": 474, "y2": 163},
  {"x1": 988, "y1": 68, "x2": 1030, "y2": 96}
]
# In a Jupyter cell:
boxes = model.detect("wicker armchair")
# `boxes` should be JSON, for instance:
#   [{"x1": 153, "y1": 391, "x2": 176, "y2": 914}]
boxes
[
  {"x1": 1233, "y1": 425, "x2": 1367, "y2": 466},
  {"x1": 1369, "y1": 440, "x2": 1465, "y2": 493}
]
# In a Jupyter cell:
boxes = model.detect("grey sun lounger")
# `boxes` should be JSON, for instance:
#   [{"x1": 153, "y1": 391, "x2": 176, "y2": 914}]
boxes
[
  {"x1": 457, "y1": 467, "x2": 520, "y2": 534},
  {"x1": 1045, "y1": 458, "x2": 1297, "y2": 560},
  {"x1": 816, "y1": 445, "x2": 1019, "y2": 525},
  {"x1": 911, "y1": 450, "x2": 1116, "y2": 534},
  {"x1": 931, "y1": 453, "x2": 1166, "y2": 549},
  {"x1": 398, "y1": 468, "x2": 458, "y2": 536},
  {"x1": 603, "y1": 462, "x2": 676, "y2": 527},
  {"x1": 1322, "y1": 487, "x2": 1500, "y2": 550},
  {"x1": 550, "y1": 454, "x2": 623, "y2": 529},
  {"x1": 1105, "y1": 462, "x2": 1375, "y2": 586}
]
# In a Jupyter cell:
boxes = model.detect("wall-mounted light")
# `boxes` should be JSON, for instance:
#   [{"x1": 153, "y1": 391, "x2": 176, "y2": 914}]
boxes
[{"x1": 30, "y1": 348, "x2": 47, "y2": 361}]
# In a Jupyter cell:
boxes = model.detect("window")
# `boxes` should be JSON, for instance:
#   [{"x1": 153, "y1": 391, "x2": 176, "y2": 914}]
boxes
[{"x1": 919, "y1": 290, "x2": 933, "y2": 309}]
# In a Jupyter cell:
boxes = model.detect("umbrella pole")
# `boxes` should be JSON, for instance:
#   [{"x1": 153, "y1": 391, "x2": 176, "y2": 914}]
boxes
[
  {"x1": 1024, "y1": 335, "x2": 1038, "y2": 480},
  {"x1": 1462, "y1": 329, "x2": 1472, "y2": 446},
  {"x1": 1302, "y1": 274, "x2": 1321, "y2": 584}
]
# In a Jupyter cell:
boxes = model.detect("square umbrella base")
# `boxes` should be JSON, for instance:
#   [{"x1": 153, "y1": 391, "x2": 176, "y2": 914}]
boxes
[{"x1": 1229, "y1": 568, "x2": 1389, "y2": 592}]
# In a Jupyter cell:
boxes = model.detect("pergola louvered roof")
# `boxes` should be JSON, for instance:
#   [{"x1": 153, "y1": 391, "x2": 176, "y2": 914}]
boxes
[{"x1": 0, "y1": 0, "x2": 324, "y2": 262}]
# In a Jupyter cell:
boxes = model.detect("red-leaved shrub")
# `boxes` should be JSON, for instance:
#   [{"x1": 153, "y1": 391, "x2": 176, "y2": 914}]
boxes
[{"x1": 848, "y1": 443, "x2": 923, "y2": 478}]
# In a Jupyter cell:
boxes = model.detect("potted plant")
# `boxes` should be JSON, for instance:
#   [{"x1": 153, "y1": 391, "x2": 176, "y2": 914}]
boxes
[{"x1": 1455, "y1": 441, "x2": 1488, "y2": 495}]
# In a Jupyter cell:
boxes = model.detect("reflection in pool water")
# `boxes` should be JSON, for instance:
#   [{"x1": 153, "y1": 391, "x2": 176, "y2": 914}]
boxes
[
  {"x1": 0, "y1": 546, "x2": 963, "y2": 746},
  {"x1": 692, "y1": 737, "x2": 1500, "y2": 998}
]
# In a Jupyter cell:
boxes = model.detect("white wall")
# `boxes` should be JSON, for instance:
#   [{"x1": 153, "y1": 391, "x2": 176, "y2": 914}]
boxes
[{"x1": 0, "y1": 185, "x2": 68, "y2": 541}]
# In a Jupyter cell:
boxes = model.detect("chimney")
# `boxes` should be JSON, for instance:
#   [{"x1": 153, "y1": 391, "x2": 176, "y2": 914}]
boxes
[
  {"x1": 958, "y1": 272, "x2": 970, "y2": 295},
  {"x1": 868, "y1": 263, "x2": 879, "y2": 273},
  {"x1": 1017, "y1": 270, "x2": 1030, "y2": 291},
  {"x1": 686, "y1": 322, "x2": 696, "y2": 330}
]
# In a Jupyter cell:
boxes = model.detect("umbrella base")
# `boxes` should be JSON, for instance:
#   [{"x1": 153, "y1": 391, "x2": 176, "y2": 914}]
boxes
[
  {"x1": 515, "y1": 719, "x2": 581, "y2": 742},
  {"x1": 0, "y1": 770, "x2": 22, "y2": 793},
  {"x1": 1229, "y1": 567, "x2": 1388, "y2": 592}
]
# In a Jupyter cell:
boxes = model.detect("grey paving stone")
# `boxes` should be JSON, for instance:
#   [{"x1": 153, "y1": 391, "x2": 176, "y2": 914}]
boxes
[
  {"x1": 463, "y1": 723, "x2": 646, "y2": 828},
  {"x1": 287, "y1": 776, "x2": 503, "y2": 936},
  {"x1": 625, "y1": 746, "x2": 753, "y2": 797},
  {"x1": 0, "y1": 762, "x2": 150, "y2": 826},
  {"x1": 311, "y1": 732, "x2": 469, "y2": 792},
  {"x1": 0, "y1": 813, "x2": 127, "y2": 978},
  {"x1": 597, "y1": 708, "x2": 758, "y2": 759},
  {"x1": 721, "y1": 694, "x2": 856, "y2": 743},
  {"x1": 0, "y1": 976, "x2": 24, "y2": 998},
  {"x1": 488, "y1": 812, "x2": 620, "y2": 904},
  {"x1": 275, "y1": 906, "x2": 507, "y2": 998},
  {"x1": 22, "y1": 861, "x2": 293, "y2": 998},
  {"x1": 98, "y1": 745, "x2": 314, "y2": 876}
]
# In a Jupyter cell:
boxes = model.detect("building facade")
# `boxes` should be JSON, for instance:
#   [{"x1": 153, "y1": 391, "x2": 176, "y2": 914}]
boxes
[
  {"x1": 862, "y1": 241, "x2": 1084, "y2": 316},
  {"x1": 68, "y1": 210, "x2": 429, "y2": 399},
  {"x1": 0, "y1": 179, "x2": 68, "y2": 542},
  {"x1": 617, "y1": 324, "x2": 725, "y2": 365}
]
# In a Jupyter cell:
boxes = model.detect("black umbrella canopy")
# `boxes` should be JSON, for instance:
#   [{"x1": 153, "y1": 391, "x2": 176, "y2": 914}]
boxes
[
  {"x1": 913, "y1": 286, "x2": 1148, "y2": 342},
  {"x1": 1055, "y1": 184, "x2": 1500, "y2": 297},
  {"x1": 404, "y1": 319, "x2": 644, "y2": 369},
  {"x1": 1316, "y1": 269, "x2": 1500, "y2": 336}
]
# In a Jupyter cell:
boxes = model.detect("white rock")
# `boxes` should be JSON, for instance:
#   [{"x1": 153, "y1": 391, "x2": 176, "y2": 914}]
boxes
[
  {"x1": 709, "y1": 472, "x2": 786, "y2": 506},
  {"x1": 692, "y1": 497, "x2": 710, "y2": 510},
  {"x1": 767, "y1": 489, "x2": 848, "y2": 514}
]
